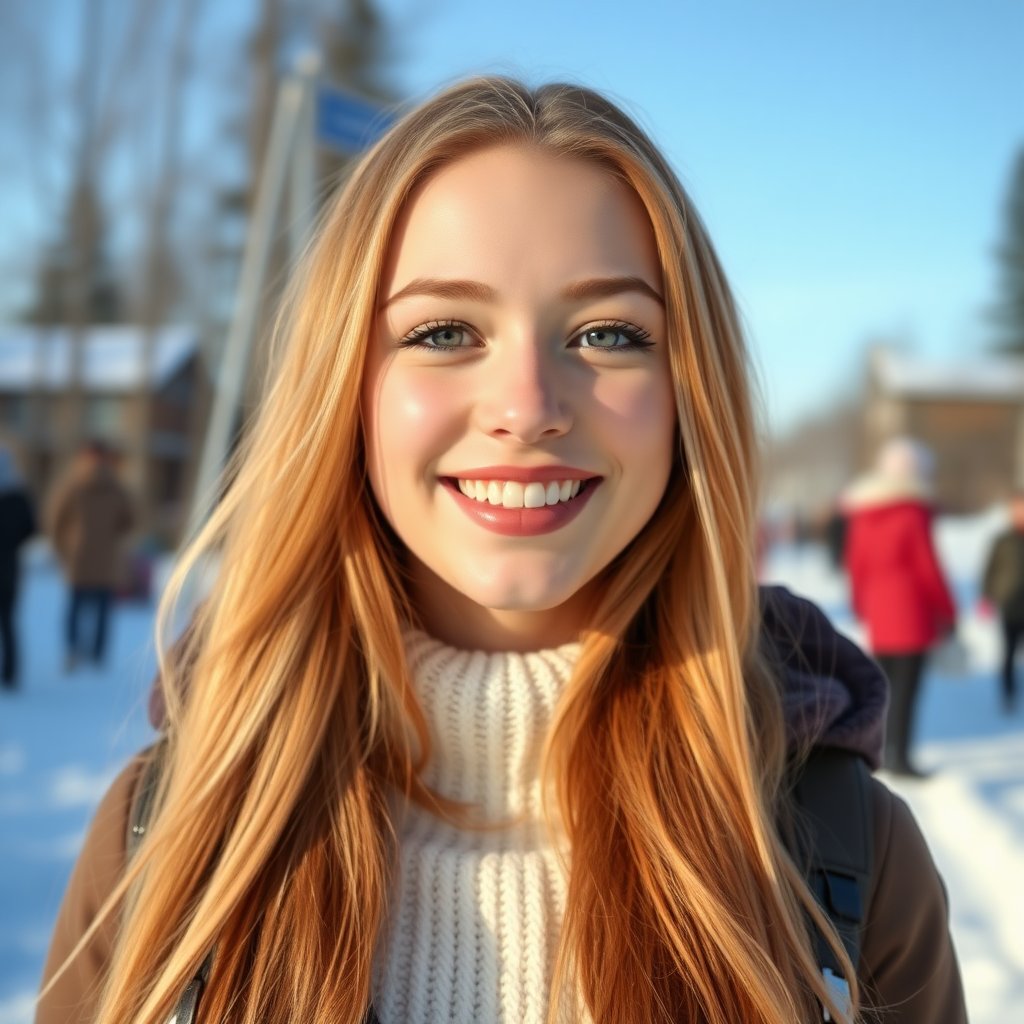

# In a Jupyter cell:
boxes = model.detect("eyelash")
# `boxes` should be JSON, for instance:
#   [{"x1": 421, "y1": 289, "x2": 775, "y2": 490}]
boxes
[{"x1": 398, "y1": 319, "x2": 655, "y2": 352}]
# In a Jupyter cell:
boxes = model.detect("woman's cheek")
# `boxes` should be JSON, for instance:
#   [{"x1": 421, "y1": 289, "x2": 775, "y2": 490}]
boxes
[
  {"x1": 373, "y1": 370, "x2": 467, "y2": 501},
  {"x1": 591, "y1": 372, "x2": 676, "y2": 470}
]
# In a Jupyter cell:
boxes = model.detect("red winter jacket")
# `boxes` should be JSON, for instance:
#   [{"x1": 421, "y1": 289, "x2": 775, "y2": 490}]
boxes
[{"x1": 845, "y1": 500, "x2": 956, "y2": 655}]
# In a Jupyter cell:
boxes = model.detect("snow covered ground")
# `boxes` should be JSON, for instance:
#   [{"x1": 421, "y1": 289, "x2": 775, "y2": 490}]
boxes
[
  {"x1": 0, "y1": 547, "x2": 157, "y2": 1024},
  {"x1": 1, "y1": 521, "x2": 1022, "y2": 1023}
]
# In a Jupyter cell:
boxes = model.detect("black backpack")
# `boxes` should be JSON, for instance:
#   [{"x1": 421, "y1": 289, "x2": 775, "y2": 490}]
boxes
[
  {"x1": 128, "y1": 741, "x2": 873, "y2": 1024},
  {"x1": 792, "y1": 746, "x2": 874, "y2": 1021}
]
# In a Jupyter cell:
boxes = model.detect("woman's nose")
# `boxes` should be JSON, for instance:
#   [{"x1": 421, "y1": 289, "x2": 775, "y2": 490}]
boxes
[{"x1": 476, "y1": 342, "x2": 573, "y2": 444}]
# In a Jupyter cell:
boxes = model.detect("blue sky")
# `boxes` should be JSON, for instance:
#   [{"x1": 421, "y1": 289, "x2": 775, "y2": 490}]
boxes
[{"x1": 376, "y1": 0, "x2": 1024, "y2": 432}]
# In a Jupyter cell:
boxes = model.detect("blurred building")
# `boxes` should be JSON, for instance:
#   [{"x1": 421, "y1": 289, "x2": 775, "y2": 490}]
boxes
[
  {"x1": 865, "y1": 347, "x2": 1024, "y2": 513},
  {"x1": 0, "y1": 327, "x2": 210, "y2": 544},
  {"x1": 766, "y1": 347, "x2": 1024, "y2": 535}
]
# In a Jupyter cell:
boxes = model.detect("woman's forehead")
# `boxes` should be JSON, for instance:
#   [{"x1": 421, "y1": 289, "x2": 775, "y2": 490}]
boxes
[{"x1": 379, "y1": 145, "x2": 663, "y2": 304}]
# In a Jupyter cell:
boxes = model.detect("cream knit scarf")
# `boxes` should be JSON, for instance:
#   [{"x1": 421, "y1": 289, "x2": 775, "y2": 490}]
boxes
[{"x1": 373, "y1": 630, "x2": 581, "y2": 1024}]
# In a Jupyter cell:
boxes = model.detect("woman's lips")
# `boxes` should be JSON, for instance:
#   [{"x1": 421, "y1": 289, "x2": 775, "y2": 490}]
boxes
[{"x1": 441, "y1": 476, "x2": 600, "y2": 536}]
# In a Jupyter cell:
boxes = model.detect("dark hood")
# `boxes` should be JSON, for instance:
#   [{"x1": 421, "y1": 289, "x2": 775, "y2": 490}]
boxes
[
  {"x1": 760, "y1": 585, "x2": 887, "y2": 770},
  {"x1": 149, "y1": 586, "x2": 888, "y2": 771}
]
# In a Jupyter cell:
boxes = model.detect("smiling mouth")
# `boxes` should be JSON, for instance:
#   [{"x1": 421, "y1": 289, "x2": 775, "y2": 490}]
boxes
[
  {"x1": 441, "y1": 475, "x2": 600, "y2": 537},
  {"x1": 453, "y1": 477, "x2": 588, "y2": 508}
]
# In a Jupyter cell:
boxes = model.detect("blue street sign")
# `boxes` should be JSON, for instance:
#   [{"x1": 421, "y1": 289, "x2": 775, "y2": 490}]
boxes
[{"x1": 316, "y1": 84, "x2": 395, "y2": 155}]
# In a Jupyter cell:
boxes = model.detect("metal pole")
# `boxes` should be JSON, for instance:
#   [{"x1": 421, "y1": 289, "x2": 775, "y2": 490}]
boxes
[
  {"x1": 188, "y1": 68, "x2": 311, "y2": 532},
  {"x1": 289, "y1": 51, "x2": 320, "y2": 267}
]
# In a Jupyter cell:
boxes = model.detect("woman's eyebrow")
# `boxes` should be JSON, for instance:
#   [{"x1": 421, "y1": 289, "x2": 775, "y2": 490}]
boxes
[
  {"x1": 561, "y1": 276, "x2": 664, "y2": 305},
  {"x1": 381, "y1": 278, "x2": 498, "y2": 308},
  {"x1": 380, "y1": 275, "x2": 664, "y2": 310}
]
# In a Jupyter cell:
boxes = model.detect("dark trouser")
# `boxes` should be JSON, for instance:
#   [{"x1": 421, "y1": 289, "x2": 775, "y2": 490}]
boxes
[
  {"x1": 1001, "y1": 618, "x2": 1021, "y2": 709},
  {"x1": 67, "y1": 587, "x2": 113, "y2": 663},
  {"x1": 0, "y1": 582, "x2": 15, "y2": 686},
  {"x1": 876, "y1": 652, "x2": 926, "y2": 773}
]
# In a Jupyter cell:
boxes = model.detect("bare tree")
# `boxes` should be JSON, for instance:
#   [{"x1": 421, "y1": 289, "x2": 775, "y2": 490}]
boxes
[
  {"x1": 136, "y1": 0, "x2": 203, "y2": 529},
  {"x1": 15, "y1": 0, "x2": 174, "y2": 484},
  {"x1": 0, "y1": 0, "x2": 401, "y2": 532}
]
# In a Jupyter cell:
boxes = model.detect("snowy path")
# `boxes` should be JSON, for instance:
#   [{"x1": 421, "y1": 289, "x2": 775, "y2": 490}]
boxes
[
  {"x1": 0, "y1": 552, "x2": 156, "y2": 1024},
  {"x1": 1, "y1": 534, "x2": 1022, "y2": 1023}
]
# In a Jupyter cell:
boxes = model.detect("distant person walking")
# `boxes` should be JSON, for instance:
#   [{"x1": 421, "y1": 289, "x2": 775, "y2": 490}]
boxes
[
  {"x1": 981, "y1": 492, "x2": 1024, "y2": 713},
  {"x1": 0, "y1": 448, "x2": 36, "y2": 689},
  {"x1": 48, "y1": 442, "x2": 134, "y2": 670},
  {"x1": 843, "y1": 437, "x2": 956, "y2": 776}
]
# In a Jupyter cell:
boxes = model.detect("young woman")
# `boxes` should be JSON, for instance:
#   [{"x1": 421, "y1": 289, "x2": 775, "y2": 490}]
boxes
[{"x1": 38, "y1": 78, "x2": 965, "y2": 1024}]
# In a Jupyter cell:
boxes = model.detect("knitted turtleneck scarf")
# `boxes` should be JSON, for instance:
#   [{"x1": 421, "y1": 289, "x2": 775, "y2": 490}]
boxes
[{"x1": 374, "y1": 630, "x2": 581, "y2": 1024}]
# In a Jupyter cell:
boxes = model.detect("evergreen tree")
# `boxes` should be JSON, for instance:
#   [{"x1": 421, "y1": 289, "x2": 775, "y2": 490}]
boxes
[
  {"x1": 994, "y1": 146, "x2": 1024, "y2": 352},
  {"x1": 24, "y1": 177, "x2": 122, "y2": 325}
]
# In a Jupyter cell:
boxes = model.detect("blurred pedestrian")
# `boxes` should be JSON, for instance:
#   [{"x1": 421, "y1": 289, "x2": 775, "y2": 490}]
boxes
[
  {"x1": 981, "y1": 491, "x2": 1024, "y2": 713},
  {"x1": 0, "y1": 447, "x2": 36, "y2": 689},
  {"x1": 47, "y1": 441, "x2": 134, "y2": 670},
  {"x1": 843, "y1": 437, "x2": 956, "y2": 776},
  {"x1": 824, "y1": 505, "x2": 848, "y2": 570}
]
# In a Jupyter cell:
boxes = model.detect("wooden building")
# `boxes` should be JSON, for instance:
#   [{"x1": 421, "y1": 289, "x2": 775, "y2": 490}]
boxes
[
  {"x1": 765, "y1": 347, "x2": 1024, "y2": 528},
  {"x1": 0, "y1": 327, "x2": 211, "y2": 544},
  {"x1": 865, "y1": 348, "x2": 1024, "y2": 513}
]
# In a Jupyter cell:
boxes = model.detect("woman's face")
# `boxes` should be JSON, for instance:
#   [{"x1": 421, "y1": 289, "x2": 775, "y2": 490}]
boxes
[{"x1": 363, "y1": 145, "x2": 677, "y2": 650}]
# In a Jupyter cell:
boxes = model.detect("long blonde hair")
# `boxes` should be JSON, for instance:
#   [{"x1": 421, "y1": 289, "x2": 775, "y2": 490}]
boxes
[{"x1": 85, "y1": 77, "x2": 854, "y2": 1024}]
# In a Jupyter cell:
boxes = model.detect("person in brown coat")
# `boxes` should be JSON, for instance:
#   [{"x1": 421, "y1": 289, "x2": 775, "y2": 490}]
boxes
[
  {"x1": 47, "y1": 441, "x2": 134, "y2": 670},
  {"x1": 982, "y1": 491, "x2": 1024, "y2": 713}
]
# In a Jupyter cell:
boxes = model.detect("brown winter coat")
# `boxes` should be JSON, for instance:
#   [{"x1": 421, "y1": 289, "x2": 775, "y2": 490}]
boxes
[
  {"x1": 47, "y1": 466, "x2": 134, "y2": 589},
  {"x1": 35, "y1": 754, "x2": 967, "y2": 1024},
  {"x1": 983, "y1": 528, "x2": 1024, "y2": 624}
]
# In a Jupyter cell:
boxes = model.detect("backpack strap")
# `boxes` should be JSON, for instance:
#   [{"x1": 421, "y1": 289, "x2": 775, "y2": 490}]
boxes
[
  {"x1": 127, "y1": 739, "x2": 169, "y2": 860},
  {"x1": 127, "y1": 739, "x2": 212, "y2": 1024},
  {"x1": 791, "y1": 747, "x2": 874, "y2": 1021}
]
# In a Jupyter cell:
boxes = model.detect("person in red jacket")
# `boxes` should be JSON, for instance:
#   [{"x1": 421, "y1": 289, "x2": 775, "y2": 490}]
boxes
[{"x1": 843, "y1": 437, "x2": 956, "y2": 776}]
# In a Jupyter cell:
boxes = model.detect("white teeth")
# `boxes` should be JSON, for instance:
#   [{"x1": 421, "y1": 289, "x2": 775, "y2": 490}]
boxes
[
  {"x1": 455, "y1": 478, "x2": 587, "y2": 506},
  {"x1": 502, "y1": 481, "x2": 525, "y2": 508},
  {"x1": 524, "y1": 482, "x2": 546, "y2": 508}
]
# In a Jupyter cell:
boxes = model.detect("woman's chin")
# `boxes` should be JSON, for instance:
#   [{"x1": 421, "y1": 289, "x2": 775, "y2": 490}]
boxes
[
  {"x1": 448, "y1": 563, "x2": 594, "y2": 616},
  {"x1": 462, "y1": 585, "x2": 581, "y2": 615}
]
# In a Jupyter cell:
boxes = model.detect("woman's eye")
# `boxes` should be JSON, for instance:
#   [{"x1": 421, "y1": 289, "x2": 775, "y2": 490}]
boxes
[
  {"x1": 402, "y1": 323, "x2": 474, "y2": 349},
  {"x1": 425, "y1": 326, "x2": 468, "y2": 347},
  {"x1": 575, "y1": 324, "x2": 652, "y2": 350},
  {"x1": 581, "y1": 328, "x2": 628, "y2": 348}
]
